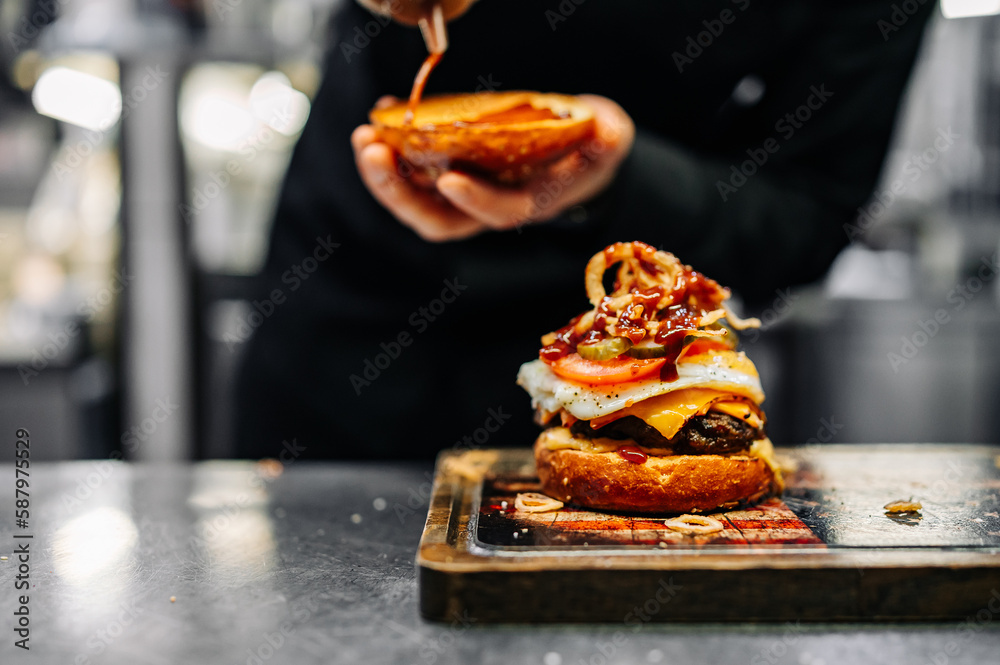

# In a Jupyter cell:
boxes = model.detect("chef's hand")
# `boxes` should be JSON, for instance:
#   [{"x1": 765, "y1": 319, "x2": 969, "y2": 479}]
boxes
[{"x1": 351, "y1": 94, "x2": 635, "y2": 242}]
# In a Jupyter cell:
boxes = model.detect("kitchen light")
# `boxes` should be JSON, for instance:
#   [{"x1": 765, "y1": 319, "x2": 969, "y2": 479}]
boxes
[
  {"x1": 941, "y1": 0, "x2": 1000, "y2": 18},
  {"x1": 31, "y1": 66, "x2": 121, "y2": 132},
  {"x1": 182, "y1": 95, "x2": 257, "y2": 152},
  {"x1": 249, "y1": 71, "x2": 311, "y2": 136}
]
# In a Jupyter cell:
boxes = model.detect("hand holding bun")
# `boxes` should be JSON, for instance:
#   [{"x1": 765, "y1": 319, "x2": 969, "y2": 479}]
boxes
[
  {"x1": 351, "y1": 93, "x2": 634, "y2": 242},
  {"x1": 370, "y1": 92, "x2": 598, "y2": 184}
]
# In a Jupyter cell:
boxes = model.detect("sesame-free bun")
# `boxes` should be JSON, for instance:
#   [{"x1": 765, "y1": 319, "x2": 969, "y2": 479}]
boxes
[
  {"x1": 370, "y1": 91, "x2": 595, "y2": 184},
  {"x1": 534, "y1": 428, "x2": 778, "y2": 514}
]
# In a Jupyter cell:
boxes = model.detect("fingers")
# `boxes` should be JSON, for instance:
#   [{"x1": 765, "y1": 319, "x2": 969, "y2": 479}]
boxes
[
  {"x1": 350, "y1": 94, "x2": 636, "y2": 241},
  {"x1": 374, "y1": 95, "x2": 400, "y2": 110},
  {"x1": 354, "y1": 141, "x2": 484, "y2": 242},
  {"x1": 436, "y1": 172, "x2": 537, "y2": 229},
  {"x1": 351, "y1": 124, "x2": 378, "y2": 154},
  {"x1": 580, "y1": 94, "x2": 636, "y2": 157},
  {"x1": 434, "y1": 95, "x2": 636, "y2": 230},
  {"x1": 563, "y1": 95, "x2": 635, "y2": 201}
]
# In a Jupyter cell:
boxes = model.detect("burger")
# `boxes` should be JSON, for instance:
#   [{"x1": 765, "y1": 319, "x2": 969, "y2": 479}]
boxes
[{"x1": 516, "y1": 241, "x2": 782, "y2": 513}]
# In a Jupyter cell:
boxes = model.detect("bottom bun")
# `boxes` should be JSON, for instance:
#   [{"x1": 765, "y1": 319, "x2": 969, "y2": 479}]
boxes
[{"x1": 534, "y1": 428, "x2": 778, "y2": 514}]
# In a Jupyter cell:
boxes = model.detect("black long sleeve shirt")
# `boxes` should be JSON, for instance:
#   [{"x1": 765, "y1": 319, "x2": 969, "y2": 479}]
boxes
[{"x1": 234, "y1": 0, "x2": 934, "y2": 459}]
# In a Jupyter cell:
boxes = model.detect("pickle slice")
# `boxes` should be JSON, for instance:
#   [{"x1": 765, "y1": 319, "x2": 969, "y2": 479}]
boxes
[
  {"x1": 576, "y1": 336, "x2": 633, "y2": 361},
  {"x1": 626, "y1": 340, "x2": 668, "y2": 359}
]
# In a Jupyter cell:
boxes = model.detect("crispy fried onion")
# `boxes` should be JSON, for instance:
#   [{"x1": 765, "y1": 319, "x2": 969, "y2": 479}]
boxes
[
  {"x1": 663, "y1": 514, "x2": 725, "y2": 535},
  {"x1": 722, "y1": 301, "x2": 761, "y2": 331},
  {"x1": 514, "y1": 492, "x2": 564, "y2": 513},
  {"x1": 585, "y1": 241, "x2": 684, "y2": 307},
  {"x1": 577, "y1": 241, "x2": 760, "y2": 341}
]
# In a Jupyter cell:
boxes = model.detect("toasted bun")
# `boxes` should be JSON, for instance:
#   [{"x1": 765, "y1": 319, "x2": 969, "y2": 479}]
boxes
[
  {"x1": 370, "y1": 91, "x2": 595, "y2": 183},
  {"x1": 534, "y1": 428, "x2": 778, "y2": 514}
]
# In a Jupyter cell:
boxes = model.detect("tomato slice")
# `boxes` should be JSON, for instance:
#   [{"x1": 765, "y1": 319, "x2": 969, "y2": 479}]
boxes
[
  {"x1": 547, "y1": 352, "x2": 665, "y2": 385},
  {"x1": 680, "y1": 338, "x2": 732, "y2": 357}
]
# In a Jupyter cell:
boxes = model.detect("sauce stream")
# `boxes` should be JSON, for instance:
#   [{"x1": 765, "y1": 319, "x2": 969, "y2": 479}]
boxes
[{"x1": 404, "y1": 51, "x2": 443, "y2": 126}]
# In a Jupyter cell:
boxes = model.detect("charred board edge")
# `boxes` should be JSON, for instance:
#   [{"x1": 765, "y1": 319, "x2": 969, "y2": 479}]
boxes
[
  {"x1": 419, "y1": 565, "x2": 1000, "y2": 622},
  {"x1": 417, "y1": 446, "x2": 1000, "y2": 622}
]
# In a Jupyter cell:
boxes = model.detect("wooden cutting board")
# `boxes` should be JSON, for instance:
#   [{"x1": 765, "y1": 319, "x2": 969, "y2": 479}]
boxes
[{"x1": 417, "y1": 444, "x2": 1000, "y2": 622}]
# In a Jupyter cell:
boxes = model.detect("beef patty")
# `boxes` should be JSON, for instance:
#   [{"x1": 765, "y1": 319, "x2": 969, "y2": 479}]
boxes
[{"x1": 567, "y1": 412, "x2": 761, "y2": 454}]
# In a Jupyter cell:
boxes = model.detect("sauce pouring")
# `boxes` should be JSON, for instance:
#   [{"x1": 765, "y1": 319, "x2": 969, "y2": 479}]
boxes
[{"x1": 355, "y1": 0, "x2": 476, "y2": 124}]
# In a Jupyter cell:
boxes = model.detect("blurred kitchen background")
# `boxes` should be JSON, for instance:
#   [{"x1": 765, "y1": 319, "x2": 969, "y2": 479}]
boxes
[{"x1": 0, "y1": 0, "x2": 998, "y2": 461}]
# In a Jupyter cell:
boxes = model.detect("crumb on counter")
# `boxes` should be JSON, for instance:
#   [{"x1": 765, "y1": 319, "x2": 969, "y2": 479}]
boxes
[
  {"x1": 884, "y1": 499, "x2": 922, "y2": 513},
  {"x1": 256, "y1": 458, "x2": 283, "y2": 479}
]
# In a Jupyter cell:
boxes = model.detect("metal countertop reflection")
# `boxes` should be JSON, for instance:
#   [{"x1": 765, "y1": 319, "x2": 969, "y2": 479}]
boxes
[{"x1": 0, "y1": 461, "x2": 998, "y2": 664}]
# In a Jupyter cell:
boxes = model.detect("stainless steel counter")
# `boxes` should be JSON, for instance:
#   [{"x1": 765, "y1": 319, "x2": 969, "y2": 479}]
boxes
[{"x1": 0, "y1": 461, "x2": 998, "y2": 664}]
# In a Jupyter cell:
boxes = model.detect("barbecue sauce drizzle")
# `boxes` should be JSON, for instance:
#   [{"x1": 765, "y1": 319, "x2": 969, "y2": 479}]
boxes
[
  {"x1": 616, "y1": 445, "x2": 648, "y2": 464},
  {"x1": 539, "y1": 264, "x2": 728, "y2": 383},
  {"x1": 404, "y1": 51, "x2": 443, "y2": 126}
]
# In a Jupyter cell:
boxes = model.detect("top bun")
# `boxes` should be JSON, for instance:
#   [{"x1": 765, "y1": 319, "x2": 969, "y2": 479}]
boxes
[{"x1": 370, "y1": 91, "x2": 595, "y2": 183}]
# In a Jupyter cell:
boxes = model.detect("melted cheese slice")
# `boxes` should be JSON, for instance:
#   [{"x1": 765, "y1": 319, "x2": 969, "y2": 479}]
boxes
[
  {"x1": 589, "y1": 388, "x2": 764, "y2": 440},
  {"x1": 537, "y1": 427, "x2": 672, "y2": 456},
  {"x1": 517, "y1": 350, "x2": 764, "y2": 421},
  {"x1": 710, "y1": 401, "x2": 765, "y2": 431}
]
